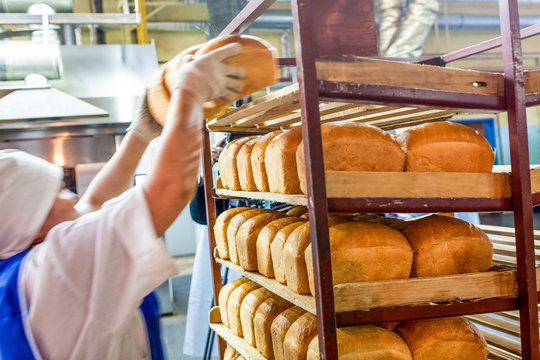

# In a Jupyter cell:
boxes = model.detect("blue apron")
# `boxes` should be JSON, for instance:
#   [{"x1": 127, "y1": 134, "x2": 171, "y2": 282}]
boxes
[{"x1": 0, "y1": 250, "x2": 165, "y2": 360}]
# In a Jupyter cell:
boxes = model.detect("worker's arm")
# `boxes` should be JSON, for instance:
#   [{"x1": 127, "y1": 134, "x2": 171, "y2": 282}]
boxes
[
  {"x1": 76, "y1": 95, "x2": 162, "y2": 213},
  {"x1": 143, "y1": 44, "x2": 245, "y2": 237}
]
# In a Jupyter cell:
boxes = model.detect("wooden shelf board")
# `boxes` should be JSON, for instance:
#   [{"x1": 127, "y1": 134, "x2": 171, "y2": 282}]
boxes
[
  {"x1": 525, "y1": 69, "x2": 540, "y2": 94},
  {"x1": 207, "y1": 81, "x2": 458, "y2": 132},
  {"x1": 216, "y1": 171, "x2": 513, "y2": 207},
  {"x1": 215, "y1": 257, "x2": 533, "y2": 314},
  {"x1": 208, "y1": 307, "x2": 266, "y2": 360},
  {"x1": 316, "y1": 57, "x2": 504, "y2": 97},
  {"x1": 215, "y1": 258, "x2": 316, "y2": 314}
]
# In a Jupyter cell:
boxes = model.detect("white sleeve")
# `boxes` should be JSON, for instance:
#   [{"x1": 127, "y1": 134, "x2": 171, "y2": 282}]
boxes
[{"x1": 20, "y1": 186, "x2": 178, "y2": 360}]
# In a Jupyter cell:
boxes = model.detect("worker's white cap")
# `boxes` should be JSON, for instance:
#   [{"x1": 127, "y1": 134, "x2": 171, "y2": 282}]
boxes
[{"x1": 0, "y1": 150, "x2": 63, "y2": 259}]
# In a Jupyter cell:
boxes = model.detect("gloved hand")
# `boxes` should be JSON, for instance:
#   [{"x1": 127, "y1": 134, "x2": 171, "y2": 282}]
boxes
[
  {"x1": 173, "y1": 43, "x2": 246, "y2": 104},
  {"x1": 127, "y1": 93, "x2": 163, "y2": 144}
]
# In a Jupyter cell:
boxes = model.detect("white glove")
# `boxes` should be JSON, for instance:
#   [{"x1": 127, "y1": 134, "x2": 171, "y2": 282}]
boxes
[
  {"x1": 127, "y1": 93, "x2": 163, "y2": 144},
  {"x1": 174, "y1": 43, "x2": 246, "y2": 104}
]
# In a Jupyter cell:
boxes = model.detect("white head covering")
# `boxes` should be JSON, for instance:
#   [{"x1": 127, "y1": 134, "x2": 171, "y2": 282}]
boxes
[{"x1": 0, "y1": 149, "x2": 63, "y2": 259}]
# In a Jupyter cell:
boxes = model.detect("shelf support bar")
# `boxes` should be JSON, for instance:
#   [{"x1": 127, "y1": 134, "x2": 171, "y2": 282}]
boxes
[
  {"x1": 290, "y1": 1, "x2": 338, "y2": 359},
  {"x1": 202, "y1": 128, "x2": 227, "y2": 358},
  {"x1": 499, "y1": 0, "x2": 540, "y2": 359}
]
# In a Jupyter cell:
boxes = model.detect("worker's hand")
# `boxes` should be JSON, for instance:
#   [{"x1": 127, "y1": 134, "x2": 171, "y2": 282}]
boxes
[
  {"x1": 173, "y1": 43, "x2": 246, "y2": 104},
  {"x1": 211, "y1": 135, "x2": 227, "y2": 163},
  {"x1": 128, "y1": 93, "x2": 162, "y2": 144}
]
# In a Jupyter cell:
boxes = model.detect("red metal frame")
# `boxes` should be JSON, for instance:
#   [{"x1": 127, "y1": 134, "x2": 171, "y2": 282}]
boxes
[
  {"x1": 202, "y1": 0, "x2": 540, "y2": 358},
  {"x1": 499, "y1": 0, "x2": 540, "y2": 358},
  {"x1": 201, "y1": 128, "x2": 227, "y2": 358},
  {"x1": 336, "y1": 298, "x2": 518, "y2": 327}
]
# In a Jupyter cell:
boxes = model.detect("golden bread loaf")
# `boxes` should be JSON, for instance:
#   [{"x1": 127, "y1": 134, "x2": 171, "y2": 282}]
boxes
[
  {"x1": 236, "y1": 211, "x2": 286, "y2": 271},
  {"x1": 271, "y1": 221, "x2": 308, "y2": 284},
  {"x1": 283, "y1": 312, "x2": 318, "y2": 360},
  {"x1": 286, "y1": 206, "x2": 309, "y2": 217},
  {"x1": 256, "y1": 217, "x2": 305, "y2": 278},
  {"x1": 240, "y1": 287, "x2": 273, "y2": 346},
  {"x1": 395, "y1": 317, "x2": 488, "y2": 360},
  {"x1": 401, "y1": 214, "x2": 493, "y2": 277},
  {"x1": 397, "y1": 121, "x2": 495, "y2": 172},
  {"x1": 296, "y1": 122, "x2": 406, "y2": 193},
  {"x1": 253, "y1": 296, "x2": 292, "y2": 358},
  {"x1": 146, "y1": 66, "x2": 170, "y2": 127},
  {"x1": 227, "y1": 281, "x2": 261, "y2": 337},
  {"x1": 217, "y1": 138, "x2": 239, "y2": 190},
  {"x1": 270, "y1": 306, "x2": 306, "y2": 360},
  {"x1": 227, "y1": 208, "x2": 272, "y2": 264},
  {"x1": 284, "y1": 215, "x2": 354, "y2": 295},
  {"x1": 223, "y1": 345, "x2": 238, "y2": 360},
  {"x1": 305, "y1": 221, "x2": 413, "y2": 296},
  {"x1": 214, "y1": 207, "x2": 251, "y2": 259},
  {"x1": 265, "y1": 127, "x2": 303, "y2": 194},
  {"x1": 251, "y1": 130, "x2": 283, "y2": 192},
  {"x1": 237, "y1": 137, "x2": 260, "y2": 191},
  {"x1": 222, "y1": 136, "x2": 258, "y2": 191},
  {"x1": 307, "y1": 325, "x2": 412, "y2": 360},
  {"x1": 218, "y1": 278, "x2": 248, "y2": 328},
  {"x1": 194, "y1": 34, "x2": 278, "y2": 120}
]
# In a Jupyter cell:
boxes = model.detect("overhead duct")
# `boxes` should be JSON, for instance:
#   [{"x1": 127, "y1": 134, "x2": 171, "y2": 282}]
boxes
[{"x1": 0, "y1": 0, "x2": 72, "y2": 12}]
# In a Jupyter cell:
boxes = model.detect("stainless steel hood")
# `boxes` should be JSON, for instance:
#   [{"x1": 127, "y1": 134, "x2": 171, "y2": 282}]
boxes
[{"x1": 0, "y1": 86, "x2": 108, "y2": 122}]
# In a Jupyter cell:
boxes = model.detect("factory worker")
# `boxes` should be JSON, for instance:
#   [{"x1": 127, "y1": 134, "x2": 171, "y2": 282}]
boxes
[{"x1": 0, "y1": 43, "x2": 245, "y2": 360}]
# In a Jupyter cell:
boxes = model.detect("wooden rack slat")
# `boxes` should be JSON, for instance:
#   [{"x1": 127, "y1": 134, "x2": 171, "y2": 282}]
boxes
[
  {"x1": 208, "y1": 307, "x2": 266, "y2": 360},
  {"x1": 525, "y1": 69, "x2": 540, "y2": 94},
  {"x1": 316, "y1": 57, "x2": 505, "y2": 96}
]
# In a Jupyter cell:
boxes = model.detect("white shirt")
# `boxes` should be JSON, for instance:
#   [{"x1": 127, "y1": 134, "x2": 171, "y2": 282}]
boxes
[{"x1": 20, "y1": 187, "x2": 178, "y2": 360}]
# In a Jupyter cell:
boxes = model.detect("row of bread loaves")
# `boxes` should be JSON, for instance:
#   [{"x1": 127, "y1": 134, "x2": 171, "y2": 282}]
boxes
[
  {"x1": 218, "y1": 278, "x2": 488, "y2": 359},
  {"x1": 215, "y1": 205, "x2": 493, "y2": 296},
  {"x1": 218, "y1": 121, "x2": 495, "y2": 195}
]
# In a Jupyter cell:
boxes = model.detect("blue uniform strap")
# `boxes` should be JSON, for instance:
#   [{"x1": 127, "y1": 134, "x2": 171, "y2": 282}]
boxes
[
  {"x1": 0, "y1": 250, "x2": 37, "y2": 360},
  {"x1": 140, "y1": 292, "x2": 165, "y2": 360}
]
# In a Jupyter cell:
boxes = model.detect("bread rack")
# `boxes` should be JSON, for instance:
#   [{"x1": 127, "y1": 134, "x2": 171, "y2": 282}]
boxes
[{"x1": 199, "y1": 0, "x2": 540, "y2": 358}]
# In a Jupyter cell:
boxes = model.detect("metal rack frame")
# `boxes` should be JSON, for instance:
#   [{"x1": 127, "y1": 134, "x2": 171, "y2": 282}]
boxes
[{"x1": 201, "y1": 0, "x2": 540, "y2": 358}]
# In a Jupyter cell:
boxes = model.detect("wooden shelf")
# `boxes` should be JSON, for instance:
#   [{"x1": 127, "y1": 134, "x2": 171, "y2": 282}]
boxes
[
  {"x1": 208, "y1": 307, "x2": 266, "y2": 360},
  {"x1": 216, "y1": 168, "x2": 540, "y2": 212},
  {"x1": 215, "y1": 257, "x2": 534, "y2": 314},
  {"x1": 215, "y1": 257, "x2": 316, "y2": 314},
  {"x1": 207, "y1": 83, "x2": 458, "y2": 132}
]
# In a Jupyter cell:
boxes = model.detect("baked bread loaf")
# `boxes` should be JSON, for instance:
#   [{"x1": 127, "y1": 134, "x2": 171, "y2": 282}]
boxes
[
  {"x1": 218, "y1": 278, "x2": 249, "y2": 328},
  {"x1": 396, "y1": 121, "x2": 495, "y2": 172},
  {"x1": 223, "y1": 345, "x2": 238, "y2": 360},
  {"x1": 401, "y1": 214, "x2": 493, "y2": 277},
  {"x1": 271, "y1": 306, "x2": 306, "y2": 360},
  {"x1": 286, "y1": 206, "x2": 308, "y2": 217},
  {"x1": 237, "y1": 137, "x2": 260, "y2": 191},
  {"x1": 214, "y1": 207, "x2": 251, "y2": 259},
  {"x1": 222, "y1": 136, "x2": 258, "y2": 191},
  {"x1": 240, "y1": 287, "x2": 273, "y2": 346},
  {"x1": 251, "y1": 130, "x2": 283, "y2": 192},
  {"x1": 146, "y1": 66, "x2": 170, "y2": 127},
  {"x1": 227, "y1": 281, "x2": 261, "y2": 337},
  {"x1": 218, "y1": 138, "x2": 242, "y2": 190},
  {"x1": 236, "y1": 210, "x2": 286, "y2": 271},
  {"x1": 284, "y1": 214, "x2": 354, "y2": 294},
  {"x1": 305, "y1": 221, "x2": 413, "y2": 296},
  {"x1": 257, "y1": 217, "x2": 305, "y2": 277},
  {"x1": 307, "y1": 325, "x2": 412, "y2": 360},
  {"x1": 271, "y1": 221, "x2": 308, "y2": 284},
  {"x1": 296, "y1": 122, "x2": 406, "y2": 194},
  {"x1": 253, "y1": 297, "x2": 292, "y2": 358},
  {"x1": 283, "y1": 312, "x2": 318, "y2": 360},
  {"x1": 395, "y1": 317, "x2": 488, "y2": 360},
  {"x1": 265, "y1": 127, "x2": 303, "y2": 194},
  {"x1": 194, "y1": 34, "x2": 278, "y2": 120},
  {"x1": 227, "y1": 208, "x2": 273, "y2": 264}
]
